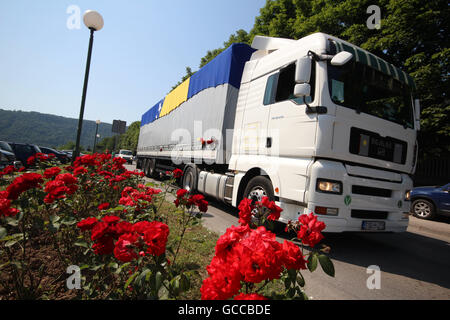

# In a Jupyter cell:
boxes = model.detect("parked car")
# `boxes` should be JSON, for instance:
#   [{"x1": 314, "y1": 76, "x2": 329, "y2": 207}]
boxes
[
  {"x1": 116, "y1": 149, "x2": 133, "y2": 164},
  {"x1": 410, "y1": 183, "x2": 450, "y2": 220},
  {"x1": 0, "y1": 141, "x2": 14, "y2": 154},
  {"x1": 0, "y1": 148, "x2": 20, "y2": 170},
  {"x1": 0, "y1": 141, "x2": 22, "y2": 169},
  {"x1": 9, "y1": 142, "x2": 42, "y2": 168},
  {"x1": 39, "y1": 146, "x2": 71, "y2": 164}
]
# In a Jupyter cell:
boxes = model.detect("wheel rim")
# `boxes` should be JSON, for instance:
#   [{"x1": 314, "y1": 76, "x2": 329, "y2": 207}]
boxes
[
  {"x1": 183, "y1": 170, "x2": 193, "y2": 191},
  {"x1": 149, "y1": 160, "x2": 154, "y2": 175},
  {"x1": 247, "y1": 186, "x2": 267, "y2": 203},
  {"x1": 414, "y1": 201, "x2": 431, "y2": 217}
]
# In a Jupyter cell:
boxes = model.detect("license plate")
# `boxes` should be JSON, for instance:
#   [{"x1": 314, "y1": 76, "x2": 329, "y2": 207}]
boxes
[{"x1": 362, "y1": 221, "x2": 386, "y2": 231}]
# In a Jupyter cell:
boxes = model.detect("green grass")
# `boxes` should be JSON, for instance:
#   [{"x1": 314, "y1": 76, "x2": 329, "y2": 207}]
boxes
[{"x1": 158, "y1": 201, "x2": 219, "y2": 300}]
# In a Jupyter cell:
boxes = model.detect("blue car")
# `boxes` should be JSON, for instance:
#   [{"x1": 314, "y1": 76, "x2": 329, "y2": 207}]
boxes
[{"x1": 410, "y1": 183, "x2": 450, "y2": 220}]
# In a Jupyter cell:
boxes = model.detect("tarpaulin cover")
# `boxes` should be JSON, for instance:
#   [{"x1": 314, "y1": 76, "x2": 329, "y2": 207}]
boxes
[
  {"x1": 140, "y1": 43, "x2": 255, "y2": 127},
  {"x1": 141, "y1": 98, "x2": 164, "y2": 126},
  {"x1": 187, "y1": 43, "x2": 256, "y2": 99}
]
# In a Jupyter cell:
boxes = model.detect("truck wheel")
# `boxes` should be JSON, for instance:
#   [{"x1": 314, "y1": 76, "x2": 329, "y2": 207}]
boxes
[
  {"x1": 142, "y1": 159, "x2": 148, "y2": 176},
  {"x1": 147, "y1": 159, "x2": 157, "y2": 178},
  {"x1": 182, "y1": 166, "x2": 197, "y2": 193},
  {"x1": 243, "y1": 176, "x2": 283, "y2": 231},
  {"x1": 243, "y1": 176, "x2": 275, "y2": 204},
  {"x1": 412, "y1": 199, "x2": 436, "y2": 220}
]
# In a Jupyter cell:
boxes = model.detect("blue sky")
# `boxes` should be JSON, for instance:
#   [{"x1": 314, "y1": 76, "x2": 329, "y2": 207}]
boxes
[{"x1": 0, "y1": 0, "x2": 265, "y2": 126}]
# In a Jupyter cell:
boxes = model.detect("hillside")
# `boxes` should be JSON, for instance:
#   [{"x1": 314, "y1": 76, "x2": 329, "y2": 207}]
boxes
[{"x1": 0, "y1": 109, "x2": 116, "y2": 149}]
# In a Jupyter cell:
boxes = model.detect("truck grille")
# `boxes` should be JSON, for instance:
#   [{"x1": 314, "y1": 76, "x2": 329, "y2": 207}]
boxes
[
  {"x1": 352, "y1": 185, "x2": 392, "y2": 197},
  {"x1": 351, "y1": 210, "x2": 388, "y2": 220}
]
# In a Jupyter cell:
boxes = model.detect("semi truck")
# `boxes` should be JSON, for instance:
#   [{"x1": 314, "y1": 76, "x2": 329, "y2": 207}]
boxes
[{"x1": 137, "y1": 32, "x2": 420, "y2": 233}]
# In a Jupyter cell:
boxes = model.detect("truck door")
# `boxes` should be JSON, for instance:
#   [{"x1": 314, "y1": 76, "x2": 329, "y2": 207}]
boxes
[
  {"x1": 264, "y1": 62, "x2": 318, "y2": 203},
  {"x1": 238, "y1": 75, "x2": 272, "y2": 157},
  {"x1": 266, "y1": 62, "x2": 317, "y2": 158}
]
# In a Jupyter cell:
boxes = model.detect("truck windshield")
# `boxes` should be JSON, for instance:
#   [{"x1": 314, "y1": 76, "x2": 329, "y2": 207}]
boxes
[
  {"x1": 327, "y1": 61, "x2": 414, "y2": 129},
  {"x1": 121, "y1": 151, "x2": 132, "y2": 155}
]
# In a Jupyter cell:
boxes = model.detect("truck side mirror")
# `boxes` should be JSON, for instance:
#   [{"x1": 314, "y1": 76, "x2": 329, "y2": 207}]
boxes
[
  {"x1": 295, "y1": 57, "x2": 312, "y2": 84},
  {"x1": 330, "y1": 51, "x2": 353, "y2": 66},
  {"x1": 414, "y1": 99, "x2": 421, "y2": 131},
  {"x1": 293, "y1": 83, "x2": 311, "y2": 98}
]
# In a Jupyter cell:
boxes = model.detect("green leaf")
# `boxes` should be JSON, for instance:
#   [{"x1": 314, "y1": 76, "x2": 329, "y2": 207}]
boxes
[
  {"x1": 318, "y1": 254, "x2": 335, "y2": 277},
  {"x1": 61, "y1": 216, "x2": 77, "y2": 226},
  {"x1": 74, "y1": 241, "x2": 89, "y2": 249},
  {"x1": 179, "y1": 273, "x2": 190, "y2": 292},
  {"x1": 307, "y1": 253, "x2": 318, "y2": 272},
  {"x1": 155, "y1": 271, "x2": 162, "y2": 292},
  {"x1": 90, "y1": 264, "x2": 105, "y2": 271},
  {"x1": 115, "y1": 262, "x2": 131, "y2": 274},
  {"x1": 297, "y1": 272, "x2": 305, "y2": 287},
  {"x1": 0, "y1": 227, "x2": 7, "y2": 239},
  {"x1": 124, "y1": 272, "x2": 138, "y2": 290}
]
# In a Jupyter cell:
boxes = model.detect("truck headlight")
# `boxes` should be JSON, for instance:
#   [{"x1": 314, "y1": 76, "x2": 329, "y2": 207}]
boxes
[
  {"x1": 316, "y1": 179, "x2": 343, "y2": 194},
  {"x1": 405, "y1": 190, "x2": 411, "y2": 201}
]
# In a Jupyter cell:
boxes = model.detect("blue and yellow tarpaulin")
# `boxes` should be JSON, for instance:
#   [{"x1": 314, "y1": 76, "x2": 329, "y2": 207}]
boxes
[{"x1": 141, "y1": 43, "x2": 255, "y2": 127}]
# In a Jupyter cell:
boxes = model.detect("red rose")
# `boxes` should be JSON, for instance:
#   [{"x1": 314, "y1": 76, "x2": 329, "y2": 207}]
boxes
[
  {"x1": 261, "y1": 197, "x2": 283, "y2": 221},
  {"x1": 43, "y1": 167, "x2": 61, "y2": 179},
  {"x1": 92, "y1": 236, "x2": 115, "y2": 255},
  {"x1": 91, "y1": 221, "x2": 110, "y2": 241},
  {"x1": 73, "y1": 166, "x2": 88, "y2": 176},
  {"x1": 172, "y1": 168, "x2": 183, "y2": 179},
  {"x1": 0, "y1": 196, "x2": 19, "y2": 217},
  {"x1": 233, "y1": 293, "x2": 268, "y2": 300},
  {"x1": 77, "y1": 217, "x2": 98, "y2": 231},
  {"x1": 114, "y1": 233, "x2": 139, "y2": 262},
  {"x1": 102, "y1": 215, "x2": 120, "y2": 225},
  {"x1": 297, "y1": 213, "x2": 326, "y2": 247},
  {"x1": 188, "y1": 194, "x2": 208, "y2": 212},
  {"x1": 237, "y1": 198, "x2": 254, "y2": 226},
  {"x1": 176, "y1": 189, "x2": 188, "y2": 199},
  {"x1": 281, "y1": 240, "x2": 307, "y2": 270},
  {"x1": 143, "y1": 221, "x2": 169, "y2": 256},
  {"x1": 201, "y1": 257, "x2": 242, "y2": 300},
  {"x1": 98, "y1": 202, "x2": 110, "y2": 211},
  {"x1": 6, "y1": 173, "x2": 44, "y2": 200},
  {"x1": 215, "y1": 224, "x2": 250, "y2": 260}
]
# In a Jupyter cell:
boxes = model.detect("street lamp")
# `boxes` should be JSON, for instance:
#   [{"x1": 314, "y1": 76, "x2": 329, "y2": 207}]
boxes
[
  {"x1": 72, "y1": 10, "x2": 104, "y2": 162},
  {"x1": 93, "y1": 119, "x2": 101, "y2": 153}
]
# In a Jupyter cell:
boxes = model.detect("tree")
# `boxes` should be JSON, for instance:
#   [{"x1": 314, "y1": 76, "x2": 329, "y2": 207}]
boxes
[
  {"x1": 119, "y1": 121, "x2": 141, "y2": 152},
  {"x1": 196, "y1": 0, "x2": 449, "y2": 158}
]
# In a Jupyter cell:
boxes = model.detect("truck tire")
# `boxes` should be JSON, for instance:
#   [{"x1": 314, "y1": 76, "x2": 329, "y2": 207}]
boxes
[
  {"x1": 243, "y1": 176, "x2": 284, "y2": 232},
  {"x1": 182, "y1": 165, "x2": 198, "y2": 193},
  {"x1": 142, "y1": 159, "x2": 148, "y2": 176},
  {"x1": 147, "y1": 159, "x2": 157, "y2": 178},
  {"x1": 243, "y1": 176, "x2": 275, "y2": 204}
]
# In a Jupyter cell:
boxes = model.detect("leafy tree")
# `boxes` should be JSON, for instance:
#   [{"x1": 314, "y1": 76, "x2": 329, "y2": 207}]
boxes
[
  {"x1": 195, "y1": 0, "x2": 449, "y2": 158},
  {"x1": 118, "y1": 121, "x2": 141, "y2": 152}
]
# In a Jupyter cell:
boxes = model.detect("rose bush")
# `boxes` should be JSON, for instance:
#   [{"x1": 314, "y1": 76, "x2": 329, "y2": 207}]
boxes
[
  {"x1": 0, "y1": 153, "x2": 206, "y2": 299},
  {"x1": 201, "y1": 196, "x2": 334, "y2": 300}
]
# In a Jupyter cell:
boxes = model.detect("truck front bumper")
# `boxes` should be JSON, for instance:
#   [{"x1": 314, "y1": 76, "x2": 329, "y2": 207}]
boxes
[{"x1": 300, "y1": 159, "x2": 411, "y2": 233}]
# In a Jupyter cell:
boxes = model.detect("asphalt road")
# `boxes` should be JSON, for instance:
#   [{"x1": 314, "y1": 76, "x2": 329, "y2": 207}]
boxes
[{"x1": 126, "y1": 164, "x2": 450, "y2": 300}]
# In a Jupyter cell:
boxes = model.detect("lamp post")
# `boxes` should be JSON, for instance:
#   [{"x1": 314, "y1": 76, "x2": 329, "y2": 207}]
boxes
[
  {"x1": 72, "y1": 10, "x2": 104, "y2": 163},
  {"x1": 93, "y1": 119, "x2": 101, "y2": 153}
]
